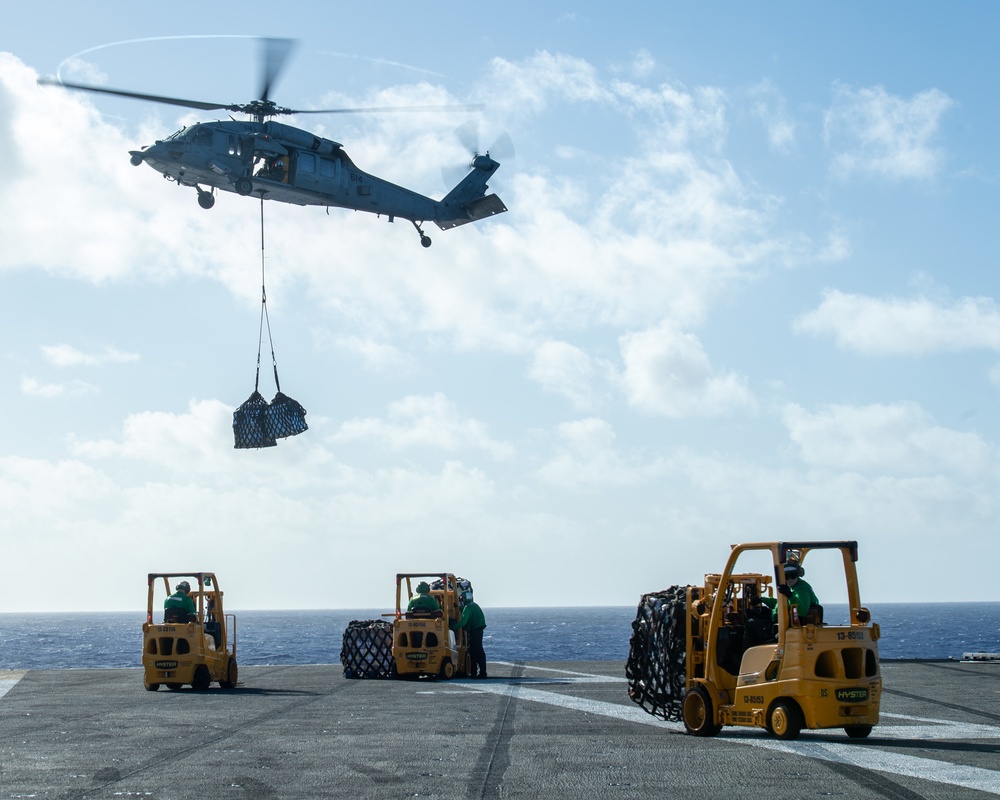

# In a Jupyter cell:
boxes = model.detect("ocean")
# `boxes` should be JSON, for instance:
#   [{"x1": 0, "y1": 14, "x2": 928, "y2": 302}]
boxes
[{"x1": 1, "y1": 603, "x2": 997, "y2": 671}]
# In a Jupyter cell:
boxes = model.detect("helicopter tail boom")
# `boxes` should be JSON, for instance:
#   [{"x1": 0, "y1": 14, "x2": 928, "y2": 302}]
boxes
[{"x1": 434, "y1": 154, "x2": 506, "y2": 230}]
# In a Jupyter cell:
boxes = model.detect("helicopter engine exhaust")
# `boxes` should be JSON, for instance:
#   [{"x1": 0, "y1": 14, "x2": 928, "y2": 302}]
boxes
[{"x1": 263, "y1": 122, "x2": 340, "y2": 156}]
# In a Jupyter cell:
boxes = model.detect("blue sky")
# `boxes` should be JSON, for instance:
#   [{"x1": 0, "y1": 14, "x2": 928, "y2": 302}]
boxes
[{"x1": 2, "y1": 3, "x2": 999, "y2": 611}]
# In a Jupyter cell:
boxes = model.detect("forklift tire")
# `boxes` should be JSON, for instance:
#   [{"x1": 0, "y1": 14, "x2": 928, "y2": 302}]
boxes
[
  {"x1": 682, "y1": 686, "x2": 722, "y2": 737},
  {"x1": 220, "y1": 658, "x2": 238, "y2": 689},
  {"x1": 845, "y1": 725, "x2": 873, "y2": 739},
  {"x1": 166, "y1": 683, "x2": 183, "y2": 691},
  {"x1": 439, "y1": 659, "x2": 455, "y2": 679},
  {"x1": 192, "y1": 665, "x2": 211, "y2": 692},
  {"x1": 144, "y1": 682, "x2": 160, "y2": 692},
  {"x1": 768, "y1": 700, "x2": 803, "y2": 740}
]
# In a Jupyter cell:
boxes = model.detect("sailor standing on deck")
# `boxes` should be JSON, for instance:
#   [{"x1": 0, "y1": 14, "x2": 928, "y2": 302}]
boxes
[{"x1": 456, "y1": 590, "x2": 488, "y2": 678}]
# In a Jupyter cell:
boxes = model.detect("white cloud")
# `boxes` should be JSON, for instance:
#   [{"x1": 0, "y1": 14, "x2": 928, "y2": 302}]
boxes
[
  {"x1": 484, "y1": 51, "x2": 616, "y2": 118},
  {"x1": 527, "y1": 340, "x2": 604, "y2": 410},
  {"x1": 334, "y1": 393, "x2": 514, "y2": 459},
  {"x1": 41, "y1": 343, "x2": 139, "y2": 367},
  {"x1": 314, "y1": 332, "x2": 417, "y2": 376},
  {"x1": 618, "y1": 323, "x2": 756, "y2": 417},
  {"x1": 783, "y1": 401, "x2": 996, "y2": 476},
  {"x1": 795, "y1": 289, "x2": 1000, "y2": 355},
  {"x1": 534, "y1": 417, "x2": 665, "y2": 488},
  {"x1": 824, "y1": 83, "x2": 954, "y2": 181},
  {"x1": 20, "y1": 376, "x2": 97, "y2": 398},
  {"x1": 748, "y1": 79, "x2": 796, "y2": 151},
  {"x1": 631, "y1": 49, "x2": 656, "y2": 79}
]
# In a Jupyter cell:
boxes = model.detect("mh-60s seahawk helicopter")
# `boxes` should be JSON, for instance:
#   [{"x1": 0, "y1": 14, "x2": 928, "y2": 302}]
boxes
[{"x1": 38, "y1": 38, "x2": 507, "y2": 247}]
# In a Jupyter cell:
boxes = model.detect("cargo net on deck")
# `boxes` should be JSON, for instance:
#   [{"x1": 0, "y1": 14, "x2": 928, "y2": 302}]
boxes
[
  {"x1": 341, "y1": 619, "x2": 395, "y2": 679},
  {"x1": 625, "y1": 586, "x2": 689, "y2": 721}
]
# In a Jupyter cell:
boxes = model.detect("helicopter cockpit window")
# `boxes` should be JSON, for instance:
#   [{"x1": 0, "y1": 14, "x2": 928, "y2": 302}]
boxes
[
  {"x1": 164, "y1": 127, "x2": 188, "y2": 141},
  {"x1": 192, "y1": 127, "x2": 214, "y2": 146}
]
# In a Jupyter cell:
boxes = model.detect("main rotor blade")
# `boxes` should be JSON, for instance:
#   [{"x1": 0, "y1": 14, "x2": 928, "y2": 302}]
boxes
[
  {"x1": 259, "y1": 38, "x2": 297, "y2": 104},
  {"x1": 286, "y1": 103, "x2": 484, "y2": 115},
  {"x1": 37, "y1": 77, "x2": 231, "y2": 112}
]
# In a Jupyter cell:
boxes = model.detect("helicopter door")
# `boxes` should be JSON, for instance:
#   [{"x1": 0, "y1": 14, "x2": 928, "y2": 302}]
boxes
[
  {"x1": 319, "y1": 156, "x2": 340, "y2": 191},
  {"x1": 295, "y1": 151, "x2": 319, "y2": 191}
]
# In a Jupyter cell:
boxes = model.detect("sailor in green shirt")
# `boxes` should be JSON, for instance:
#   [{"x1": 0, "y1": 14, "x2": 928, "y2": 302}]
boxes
[
  {"x1": 164, "y1": 580, "x2": 197, "y2": 623},
  {"x1": 456, "y1": 590, "x2": 488, "y2": 678},
  {"x1": 407, "y1": 582, "x2": 441, "y2": 613},
  {"x1": 762, "y1": 563, "x2": 819, "y2": 623}
]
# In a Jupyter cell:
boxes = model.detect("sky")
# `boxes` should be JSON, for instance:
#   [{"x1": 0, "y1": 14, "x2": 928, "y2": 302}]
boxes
[{"x1": 2, "y1": 3, "x2": 999, "y2": 612}]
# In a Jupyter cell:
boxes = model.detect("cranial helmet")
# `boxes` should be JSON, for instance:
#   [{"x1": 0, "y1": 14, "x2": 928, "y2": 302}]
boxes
[
  {"x1": 177, "y1": 580, "x2": 191, "y2": 593},
  {"x1": 783, "y1": 563, "x2": 803, "y2": 579},
  {"x1": 416, "y1": 581, "x2": 430, "y2": 594}
]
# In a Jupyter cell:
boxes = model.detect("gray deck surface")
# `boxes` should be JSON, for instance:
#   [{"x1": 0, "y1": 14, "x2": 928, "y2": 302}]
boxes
[{"x1": 1, "y1": 659, "x2": 999, "y2": 799}]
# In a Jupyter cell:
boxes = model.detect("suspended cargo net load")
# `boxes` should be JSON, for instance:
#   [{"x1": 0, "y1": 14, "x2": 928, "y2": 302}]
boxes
[
  {"x1": 233, "y1": 199, "x2": 308, "y2": 449},
  {"x1": 625, "y1": 586, "x2": 689, "y2": 722},
  {"x1": 341, "y1": 619, "x2": 395, "y2": 679},
  {"x1": 233, "y1": 390, "x2": 277, "y2": 449},
  {"x1": 265, "y1": 391, "x2": 308, "y2": 439}
]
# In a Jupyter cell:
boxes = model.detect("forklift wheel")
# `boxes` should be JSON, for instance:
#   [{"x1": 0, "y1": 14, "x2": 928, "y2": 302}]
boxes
[
  {"x1": 220, "y1": 658, "x2": 238, "y2": 689},
  {"x1": 682, "y1": 686, "x2": 722, "y2": 737},
  {"x1": 192, "y1": 665, "x2": 211, "y2": 692},
  {"x1": 845, "y1": 725, "x2": 873, "y2": 739},
  {"x1": 144, "y1": 682, "x2": 160, "y2": 692},
  {"x1": 768, "y1": 700, "x2": 803, "y2": 740},
  {"x1": 439, "y1": 659, "x2": 455, "y2": 679}
]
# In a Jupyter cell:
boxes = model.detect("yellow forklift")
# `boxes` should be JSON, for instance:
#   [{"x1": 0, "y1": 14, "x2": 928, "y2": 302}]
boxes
[
  {"x1": 627, "y1": 541, "x2": 881, "y2": 740},
  {"x1": 142, "y1": 572, "x2": 238, "y2": 692},
  {"x1": 391, "y1": 573, "x2": 470, "y2": 679}
]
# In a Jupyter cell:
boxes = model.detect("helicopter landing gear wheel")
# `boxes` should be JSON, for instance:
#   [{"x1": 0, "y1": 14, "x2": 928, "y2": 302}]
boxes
[
  {"x1": 197, "y1": 189, "x2": 215, "y2": 209},
  {"x1": 412, "y1": 220, "x2": 432, "y2": 248},
  {"x1": 235, "y1": 177, "x2": 253, "y2": 196}
]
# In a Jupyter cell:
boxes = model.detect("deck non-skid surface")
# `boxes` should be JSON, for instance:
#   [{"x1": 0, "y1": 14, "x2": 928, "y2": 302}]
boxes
[{"x1": 0, "y1": 660, "x2": 998, "y2": 799}]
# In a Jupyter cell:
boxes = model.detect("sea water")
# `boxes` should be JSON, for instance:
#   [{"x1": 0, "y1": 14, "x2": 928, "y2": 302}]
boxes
[{"x1": 0, "y1": 603, "x2": 997, "y2": 671}]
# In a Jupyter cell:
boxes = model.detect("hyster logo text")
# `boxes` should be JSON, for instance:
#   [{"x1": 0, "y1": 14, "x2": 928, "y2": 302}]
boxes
[{"x1": 835, "y1": 688, "x2": 868, "y2": 702}]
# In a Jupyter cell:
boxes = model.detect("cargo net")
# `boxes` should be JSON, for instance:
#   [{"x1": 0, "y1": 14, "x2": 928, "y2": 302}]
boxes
[
  {"x1": 340, "y1": 619, "x2": 395, "y2": 679},
  {"x1": 233, "y1": 199, "x2": 309, "y2": 450},
  {"x1": 430, "y1": 576, "x2": 473, "y2": 599},
  {"x1": 625, "y1": 586, "x2": 689, "y2": 721}
]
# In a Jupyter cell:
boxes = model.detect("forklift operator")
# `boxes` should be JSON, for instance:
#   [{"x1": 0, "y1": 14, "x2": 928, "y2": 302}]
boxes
[
  {"x1": 762, "y1": 563, "x2": 819, "y2": 623},
  {"x1": 164, "y1": 581, "x2": 197, "y2": 623},
  {"x1": 407, "y1": 582, "x2": 441, "y2": 614}
]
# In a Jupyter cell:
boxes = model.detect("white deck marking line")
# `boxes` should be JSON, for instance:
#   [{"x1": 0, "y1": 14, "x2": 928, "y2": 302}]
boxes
[
  {"x1": 0, "y1": 671, "x2": 27, "y2": 700},
  {"x1": 467, "y1": 681, "x2": 1000, "y2": 796},
  {"x1": 490, "y1": 661, "x2": 626, "y2": 682}
]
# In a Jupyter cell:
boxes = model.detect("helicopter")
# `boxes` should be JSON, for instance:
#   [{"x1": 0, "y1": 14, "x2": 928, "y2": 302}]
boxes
[{"x1": 38, "y1": 39, "x2": 507, "y2": 247}]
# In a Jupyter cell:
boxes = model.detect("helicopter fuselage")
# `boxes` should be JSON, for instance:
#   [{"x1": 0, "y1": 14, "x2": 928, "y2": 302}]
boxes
[{"x1": 130, "y1": 120, "x2": 506, "y2": 247}]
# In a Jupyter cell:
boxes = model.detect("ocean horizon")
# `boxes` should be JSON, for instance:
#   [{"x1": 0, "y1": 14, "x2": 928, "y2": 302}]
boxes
[{"x1": 1, "y1": 602, "x2": 998, "y2": 671}]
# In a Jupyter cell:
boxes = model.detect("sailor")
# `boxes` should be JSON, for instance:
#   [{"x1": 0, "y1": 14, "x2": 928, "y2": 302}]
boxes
[
  {"x1": 164, "y1": 580, "x2": 197, "y2": 623},
  {"x1": 407, "y1": 582, "x2": 440, "y2": 613},
  {"x1": 457, "y1": 590, "x2": 488, "y2": 679},
  {"x1": 762, "y1": 563, "x2": 819, "y2": 624}
]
